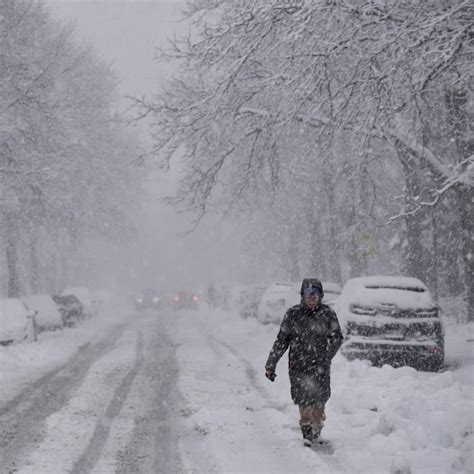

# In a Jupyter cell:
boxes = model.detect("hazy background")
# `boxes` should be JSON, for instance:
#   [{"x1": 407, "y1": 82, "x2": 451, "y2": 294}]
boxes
[
  {"x1": 46, "y1": 0, "x2": 256, "y2": 294},
  {"x1": 2, "y1": 0, "x2": 468, "y2": 317}
]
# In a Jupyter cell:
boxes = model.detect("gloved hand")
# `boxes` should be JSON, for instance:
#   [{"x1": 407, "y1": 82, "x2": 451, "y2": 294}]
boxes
[{"x1": 265, "y1": 369, "x2": 276, "y2": 382}]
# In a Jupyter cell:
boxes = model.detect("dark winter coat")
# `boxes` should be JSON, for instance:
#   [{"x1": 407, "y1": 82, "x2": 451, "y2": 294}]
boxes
[{"x1": 265, "y1": 302, "x2": 343, "y2": 406}]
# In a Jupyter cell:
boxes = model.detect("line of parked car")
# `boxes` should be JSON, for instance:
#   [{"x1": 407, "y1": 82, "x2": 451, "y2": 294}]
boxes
[
  {"x1": 0, "y1": 287, "x2": 105, "y2": 347},
  {"x1": 214, "y1": 275, "x2": 445, "y2": 372}
]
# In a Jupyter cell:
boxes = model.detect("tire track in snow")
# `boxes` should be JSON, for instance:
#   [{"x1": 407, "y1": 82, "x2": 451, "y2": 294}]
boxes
[
  {"x1": 113, "y1": 325, "x2": 183, "y2": 474},
  {"x1": 0, "y1": 324, "x2": 127, "y2": 472},
  {"x1": 0, "y1": 324, "x2": 126, "y2": 417},
  {"x1": 71, "y1": 331, "x2": 145, "y2": 474},
  {"x1": 208, "y1": 335, "x2": 287, "y2": 412},
  {"x1": 0, "y1": 345, "x2": 91, "y2": 418}
]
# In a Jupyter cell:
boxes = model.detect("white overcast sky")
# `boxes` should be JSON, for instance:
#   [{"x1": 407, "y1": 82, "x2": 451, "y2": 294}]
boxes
[
  {"x1": 48, "y1": 0, "x2": 186, "y2": 101},
  {"x1": 49, "y1": 0, "x2": 188, "y2": 186}
]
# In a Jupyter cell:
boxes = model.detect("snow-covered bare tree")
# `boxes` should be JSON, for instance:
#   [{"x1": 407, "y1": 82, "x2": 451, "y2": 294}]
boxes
[
  {"x1": 142, "y1": 0, "x2": 473, "y2": 318},
  {"x1": 0, "y1": 0, "x2": 142, "y2": 296}
]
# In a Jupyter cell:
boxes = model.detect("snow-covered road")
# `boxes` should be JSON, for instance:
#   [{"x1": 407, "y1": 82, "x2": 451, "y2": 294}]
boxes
[
  {"x1": 0, "y1": 309, "x2": 182, "y2": 473},
  {"x1": 0, "y1": 303, "x2": 472, "y2": 473}
]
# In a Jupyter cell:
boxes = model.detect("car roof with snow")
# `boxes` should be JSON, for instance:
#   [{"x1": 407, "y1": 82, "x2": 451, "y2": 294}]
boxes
[
  {"x1": 264, "y1": 282, "x2": 299, "y2": 294},
  {"x1": 321, "y1": 281, "x2": 342, "y2": 294},
  {"x1": 61, "y1": 287, "x2": 92, "y2": 306},
  {"x1": 21, "y1": 294, "x2": 63, "y2": 327},
  {"x1": 0, "y1": 298, "x2": 30, "y2": 338},
  {"x1": 339, "y1": 276, "x2": 435, "y2": 310}
]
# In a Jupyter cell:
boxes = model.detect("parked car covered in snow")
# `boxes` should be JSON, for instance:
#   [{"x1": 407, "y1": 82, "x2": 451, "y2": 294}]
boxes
[
  {"x1": 257, "y1": 282, "x2": 300, "y2": 325},
  {"x1": 210, "y1": 284, "x2": 232, "y2": 311},
  {"x1": 230, "y1": 285, "x2": 251, "y2": 315},
  {"x1": 236, "y1": 284, "x2": 267, "y2": 319},
  {"x1": 0, "y1": 298, "x2": 37, "y2": 346},
  {"x1": 21, "y1": 294, "x2": 63, "y2": 332},
  {"x1": 52, "y1": 294, "x2": 86, "y2": 327},
  {"x1": 61, "y1": 287, "x2": 94, "y2": 317},
  {"x1": 336, "y1": 276, "x2": 444, "y2": 371},
  {"x1": 321, "y1": 281, "x2": 342, "y2": 307}
]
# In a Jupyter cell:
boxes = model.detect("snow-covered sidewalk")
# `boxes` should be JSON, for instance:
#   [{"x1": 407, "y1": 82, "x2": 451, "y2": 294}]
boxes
[{"x1": 170, "y1": 308, "x2": 474, "y2": 473}]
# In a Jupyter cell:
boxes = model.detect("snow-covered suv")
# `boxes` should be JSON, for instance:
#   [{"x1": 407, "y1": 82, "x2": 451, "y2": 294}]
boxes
[
  {"x1": 336, "y1": 276, "x2": 444, "y2": 371},
  {"x1": 257, "y1": 282, "x2": 300, "y2": 325}
]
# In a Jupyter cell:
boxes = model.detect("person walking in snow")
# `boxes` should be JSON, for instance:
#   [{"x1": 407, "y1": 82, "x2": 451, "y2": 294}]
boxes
[{"x1": 264, "y1": 278, "x2": 343, "y2": 445}]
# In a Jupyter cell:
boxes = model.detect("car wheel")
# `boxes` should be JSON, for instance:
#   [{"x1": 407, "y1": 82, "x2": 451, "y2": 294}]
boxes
[{"x1": 422, "y1": 357, "x2": 444, "y2": 372}]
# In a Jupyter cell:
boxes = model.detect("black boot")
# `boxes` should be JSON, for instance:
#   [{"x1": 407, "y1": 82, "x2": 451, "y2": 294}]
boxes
[
  {"x1": 301, "y1": 425, "x2": 313, "y2": 446},
  {"x1": 311, "y1": 423, "x2": 323, "y2": 441}
]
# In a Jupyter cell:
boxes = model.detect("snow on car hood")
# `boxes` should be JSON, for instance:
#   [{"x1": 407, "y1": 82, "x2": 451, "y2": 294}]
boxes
[
  {"x1": 21, "y1": 294, "x2": 63, "y2": 328},
  {"x1": 338, "y1": 276, "x2": 436, "y2": 311}
]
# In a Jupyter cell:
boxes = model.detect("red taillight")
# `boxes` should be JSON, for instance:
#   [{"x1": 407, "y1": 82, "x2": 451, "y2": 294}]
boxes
[
  {"x1": 174, "y1": 295, "x2": 179, "y2": 302},
  {"x1": 193, "y1": 295, "x2": 199, "y2": 302}
]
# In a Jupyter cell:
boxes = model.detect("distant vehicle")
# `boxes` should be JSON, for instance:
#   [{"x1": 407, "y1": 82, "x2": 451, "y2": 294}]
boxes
[
  {"x1": 61, "y1": 287, "x2": 94, "y2": 317},
  {"x1": 257, "y1": 282, "x2": 300, "y2": 325},
  {"x1": 91, "y1": 289, "x2": 113, "y2": 313},
  {"x1": 230, "y1": 285, "x2": 249, "y2": 314},
  {"x1": 321, "y1": 281, "x2": 342, "y2": 307},
  {"x1": 21, "y1": 294, "x2": 63, "y2": 332},
  {"x1": 52, "y1": 294, "x2": 86, "y2": 327},
  {"x1": 217, "y1": 285, "x2": 232, "y2": 311},
  {"x1": 135, "y1": 288, "x2": 161, "y2": 311},
  {"x1": 171, "y1": 290, "x2": 201, "y2": 310},
  {"x1": 336, "y1": 276, "x2": 444, "y2": 371},
  {"x1": 0, "y1": 298, "x2": 37, "y2": 346}
]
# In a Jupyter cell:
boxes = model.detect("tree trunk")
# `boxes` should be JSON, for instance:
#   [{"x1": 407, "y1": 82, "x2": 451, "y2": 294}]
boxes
[
  {"x1": 322, "y1": 168, "x2": 342, "y2": 283},
  {"x1": 428, "y1": 207, "x2": 439, "y2": 301},
  {"x1": 30, "y1": 232, "x2": 40, "y2": 294},
  {"x1": 444, "y1": 224, "x2": 463, "y2": 296},
  {"x1": 396, "y1": 142, "x2": 431, "y2": 283},
  {"x1": 445, "y1": 87, "x2": 474, "y2": 321},
  {"x1": 348, "y1": 167, "x2": 370, "y2": 278},
  {"x1": 308, "y1": 212, "x2": 328, "y2": 279},
  {"x1": 456, "y1": 186, "x2": 474, "y2": 322},
  {"x1": 349, "y1": 223, "x2": 368, "y2": 278},
  {"x1": 284, "y1": 223, "x2": 300, "y2": 282},
  {"x1": 5, "y1": 212, "x2": 21, "y2": 298}
]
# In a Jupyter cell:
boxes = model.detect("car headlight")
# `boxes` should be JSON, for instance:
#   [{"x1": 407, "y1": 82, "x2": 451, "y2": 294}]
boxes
[
  {"x1": 136, "y1": 298, "x2": 143, "y2": 303},
  {"x1": 153, "y1": 297, "x2": 160, "y2": 303}
]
